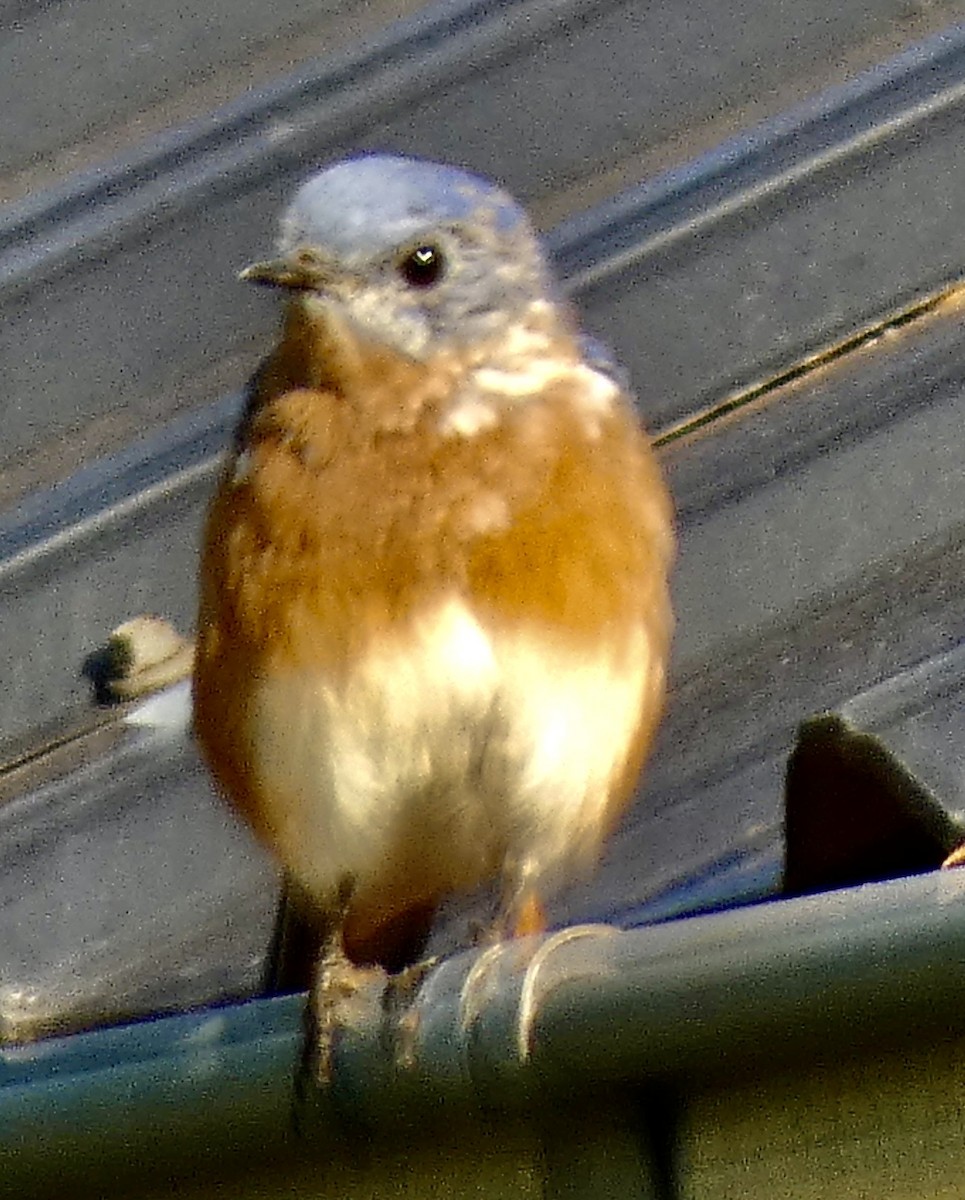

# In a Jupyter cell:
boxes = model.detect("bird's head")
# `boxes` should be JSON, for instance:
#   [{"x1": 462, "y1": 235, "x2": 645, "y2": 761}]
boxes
[{"x1": 241, "y1": 155, "x2": 561, "y2": 366}]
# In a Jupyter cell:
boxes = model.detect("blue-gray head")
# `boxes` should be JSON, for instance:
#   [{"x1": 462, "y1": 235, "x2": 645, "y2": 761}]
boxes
[{"x1": 241, "y1": 155, "x2": 560, "y2": 360}]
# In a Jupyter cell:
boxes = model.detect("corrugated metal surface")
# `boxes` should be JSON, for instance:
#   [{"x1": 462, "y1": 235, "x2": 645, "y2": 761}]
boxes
[
  {"x1": 5, "y1": 13, "x2": 965, "y2": 1038},
  {"x1": 3, "y1": 0, "x2": 964, "y2": 506},
  {"x1": 7, "y1": 21, "x2": 965, "y2": 747}
]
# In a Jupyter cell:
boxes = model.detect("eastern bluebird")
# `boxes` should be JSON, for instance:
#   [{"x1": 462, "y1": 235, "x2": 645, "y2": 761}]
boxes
[{"x1": 192, "y1": 154, "x2": 674, "y2": 1080}]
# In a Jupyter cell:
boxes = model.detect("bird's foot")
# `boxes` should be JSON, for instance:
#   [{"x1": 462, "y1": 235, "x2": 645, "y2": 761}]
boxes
[
  {"x1": 385, "y1": 955, "x2": 440, "y2": 1007},
  {"x1": 942, "y1": 840, "x2": 965, "y2": 869},
  {"x1": 302, "y1": 955, "x2": 386, "y2": 1091},
  {"x1": 469, "y1": 889, "x2": 548, "y2": 948},
  {"x1": 381, "y1": 956, "x2": 440, "y2": 1070}
]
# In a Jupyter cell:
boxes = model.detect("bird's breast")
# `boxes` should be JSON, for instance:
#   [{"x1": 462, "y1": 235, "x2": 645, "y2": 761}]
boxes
[
  {"x1": 242, "y1": 595, "x2": 657, "y2": 924},
  {"x1": 194, "y1": 374, "x2": 673, "y2": 937},
  {"x1": 245, "y1": 598, "x2": 503, "y2": 904}
]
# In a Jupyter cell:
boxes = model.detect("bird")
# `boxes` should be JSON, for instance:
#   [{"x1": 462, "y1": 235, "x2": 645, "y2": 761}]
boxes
[{"x1": 192, "y1": 154, "x2": 674, "y2": 1082}]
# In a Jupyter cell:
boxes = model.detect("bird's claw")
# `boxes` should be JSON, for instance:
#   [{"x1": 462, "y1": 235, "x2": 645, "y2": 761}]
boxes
[
  {"x1": 380, "y1": 955, "x2": 440, "y2": 1070},
  {"x1": 304, "y1": 958, "x2": 386, "y2": 1089}
]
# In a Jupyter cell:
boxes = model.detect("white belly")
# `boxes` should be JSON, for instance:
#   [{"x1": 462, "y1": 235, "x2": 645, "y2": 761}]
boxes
[{"x1": 248, "y1": 598, "x2": 653, "y2": 911}]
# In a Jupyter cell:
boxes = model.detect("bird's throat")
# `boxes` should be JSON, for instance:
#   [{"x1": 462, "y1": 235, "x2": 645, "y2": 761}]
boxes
[{"x1": 269, "y1": 297, "x2": 456, "y2": 432}]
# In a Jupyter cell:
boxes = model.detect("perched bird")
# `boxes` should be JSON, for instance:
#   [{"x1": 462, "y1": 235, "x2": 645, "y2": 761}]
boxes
[{"x1": 193, "y1": 154, "x2": 674, "y2": 1077}]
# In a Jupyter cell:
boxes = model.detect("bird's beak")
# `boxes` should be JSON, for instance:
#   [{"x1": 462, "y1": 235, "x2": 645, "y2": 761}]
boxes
[{"x1": 239, "y1": 257, "x2": 324, "y2": 290}]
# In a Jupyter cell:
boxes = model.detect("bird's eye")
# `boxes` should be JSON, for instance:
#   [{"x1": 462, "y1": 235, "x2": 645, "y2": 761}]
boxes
[{"x1": 398, "y1": 244, "x2": 445, "y2": 288}]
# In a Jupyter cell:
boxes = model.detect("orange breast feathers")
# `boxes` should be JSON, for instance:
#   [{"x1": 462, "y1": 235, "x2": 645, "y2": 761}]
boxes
[{"x1": 194, "y1": 327, "x2": 673, "y2": 966}]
